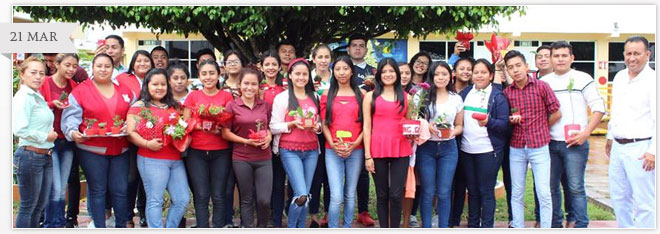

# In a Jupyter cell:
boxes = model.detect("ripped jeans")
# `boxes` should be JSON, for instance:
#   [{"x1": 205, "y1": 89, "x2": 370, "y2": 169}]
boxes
[{"x1": 279, "y1": 148, "x2": 318, "y2": 228}]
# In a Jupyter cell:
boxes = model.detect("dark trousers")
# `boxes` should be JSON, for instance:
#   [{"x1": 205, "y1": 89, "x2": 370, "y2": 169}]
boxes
[
  {"x1": 373, "y1": 156, "x2": 409, "y2": 228},
  {"x1": 449, "y1": 156, "x2": 467, "y2": 226},
  {"x1": 224, "y1": 163, "x2": 236, "y2": 225},
  {"x1": 460, "y1": 150, "x2": 504, "y2": 228},
  {"x1": 309, "y1": 134, "x2": 329, "y2": 215},
  {"x1": 185, "y1": 148, "x2": 231, "y2": 228},
  {"x1": 66, "y1": 147, "x2": 81, "y2": 220},
  {"x1": 233, "y1": 159, "x2": 273, "y2": 228},
  {"x1": 270, "y1": 153, "x2": 286, "y2": 227},
  {"x1": 127, "y1": 146, "x2": 146, "y2": 220},
  {"x1": 501, "y1": 146, "x2": 513, "y2": 223},
  {"x1": 357, "y1": 168, "x2": 371, "y2": 213}
]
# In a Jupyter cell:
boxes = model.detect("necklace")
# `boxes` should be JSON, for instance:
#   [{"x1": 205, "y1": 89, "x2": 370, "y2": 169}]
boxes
[{"x1": 149, "y1": 101, "x2": 168, "y2": 109}]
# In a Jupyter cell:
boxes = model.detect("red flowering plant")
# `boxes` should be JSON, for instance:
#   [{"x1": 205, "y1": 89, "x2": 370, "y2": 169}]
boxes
[
  {"x1": 162, "y1": 111, "x2": 196, "y2": 152},
  {"x1": 248, "y1": 119, "x2": 268, "y2": 142},
  {"x1": 59, "y1": 91, "x2": 69, "y2": 106},
  {"x1": 484, "y1": 33, "x2": 511, "y2": 63},
  {"x1": 83, "y1": 118, "x2": 98, "y2": 136},
  {"x1": 208, "y1": 104, "x2": 232, "y2": 125},
  {"x1": 134, "y1": 107, "x2": 163, "y2": 140},
  {"x1": 455, "y1": 31, "x2": 474, "y2": 50}
]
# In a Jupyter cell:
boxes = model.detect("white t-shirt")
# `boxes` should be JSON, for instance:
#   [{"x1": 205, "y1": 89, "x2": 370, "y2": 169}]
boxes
[
  {"x1": 461, "y1": 84, "x2": 494, "y2": 154},
  {"x1": 428, "y1": 92, "x2": 464, "y2": 141}
]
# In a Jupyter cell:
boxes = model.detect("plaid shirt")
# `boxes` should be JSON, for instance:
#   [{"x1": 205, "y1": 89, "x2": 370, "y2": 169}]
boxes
[{"x1": 504, "y1": 76, "x2": 560, "y2": 148}]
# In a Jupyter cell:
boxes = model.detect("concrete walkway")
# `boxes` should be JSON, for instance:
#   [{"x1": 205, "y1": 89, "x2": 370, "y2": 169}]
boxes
[{"x1": 585, "y1": 135, "x2": 613, "y2": 212}]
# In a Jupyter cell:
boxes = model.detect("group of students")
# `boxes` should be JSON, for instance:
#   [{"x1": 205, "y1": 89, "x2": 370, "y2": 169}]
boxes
[{"x1": 12, "y1": 34, "x2": 654, "y2": 229}]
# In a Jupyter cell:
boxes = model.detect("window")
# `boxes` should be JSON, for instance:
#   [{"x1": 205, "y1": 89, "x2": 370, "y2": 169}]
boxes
[
  {"x1": 163, "y1": 40, "x2": 215, "y2": 78},
  {"x1": 540, "y1": 41, "x2": 596, "y2": 77},
  {"x1": 420, "y1": 41, "x2": 475, "y2": 62},
  {"x1": 608, "y1": 42, "x2": 655, "y2": 81}
]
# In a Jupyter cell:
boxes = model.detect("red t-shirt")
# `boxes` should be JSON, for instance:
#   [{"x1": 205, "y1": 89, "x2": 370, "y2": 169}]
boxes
[
  {"x1": 261, "y1": 83, "x2": 285, "y2": 107},
  {"x1": 47, "y1": 77, "x2": 73, "y2": 138},
  {"x1": 224, "y1": 98, "x2": 272, "y2": 161},
  {"x1": 116, "y1": 73, "x2": 142, "y2": 97},
  {"x1": 279, "y1": 97, "x2": 319, "y2": 151},
  {"x1": 184, "y1": 90, "x2": 234, "y2": 150},
  {"x1": 128, "y1": 105, "x2": 181, "y2": 160},
  {"x1": 320, "y1": 94, "x2": 363, "y2": 149}
]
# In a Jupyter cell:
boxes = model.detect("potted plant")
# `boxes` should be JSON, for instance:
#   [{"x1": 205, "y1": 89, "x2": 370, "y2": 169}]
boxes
[
  {"x1": 248, "y1": 119, "x2": 269, "y2": 142},
  {"x1": 59, "y1": 91, "x2": 69, "y2": 106},
  {"x1": 83, "y1": 118, "x2": 98, "y2": 136},
  {"x1": 111, "y1": 115, "x2": 124, "y2": 134},
  {"x1": 196, "y1": 104, "x2": 214, "y2": 131},
  {"x1": 363, "y1": 75, "x2": 375, "y2": 90},
  {"x1": 471, "y1": 88, "x2": 489, "y2": 121},
  {"x1": 564, "y1": 77, "x2": 581, "y2": 139},
  {"x1": 335, "y1": 130, "x2": 353, "y2": 151},
  {"x1": 510, "y1": 107, "x2": 521, "y2": 119},
  {"x1": 402, "y1": 82, "x2": 431, "y2": 135},
  {"x1": 288, "y1": 106, "x2": 315, "y2": 128},
  {"x1": 136, "y1": 107, "x2": 161, "y2": 139},
  {"x1": 97, "y1": 122, "x2": 108, "y2": 135},
  {"x1": 434, "y1": 113, "x2": 452, "y2": 139}
]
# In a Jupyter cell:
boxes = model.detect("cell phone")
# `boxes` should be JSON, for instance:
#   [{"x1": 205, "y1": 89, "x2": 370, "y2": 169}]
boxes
[{"x1": 97, "y1": 39, "x2": 106, "y2": 48}]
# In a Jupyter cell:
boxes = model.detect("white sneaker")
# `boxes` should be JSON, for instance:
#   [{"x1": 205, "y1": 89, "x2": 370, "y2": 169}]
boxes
[
  {"x1": 409, "y1": 215, "x2": 419, "y2": 228},
  {"x1": 88, "y1": 221, "x2": 95, "y2": 228},
  {"x1": 105, "y1": 215, "x2": 115, "y2": 228},
  {"x1": 431, "y1": 215, "x2": 438, "y2": 228}
]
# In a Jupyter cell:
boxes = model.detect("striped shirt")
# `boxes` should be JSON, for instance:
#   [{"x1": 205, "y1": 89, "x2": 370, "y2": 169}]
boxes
[{"x1": 503, "y1": 76, "x2": 560, "y2": 148}]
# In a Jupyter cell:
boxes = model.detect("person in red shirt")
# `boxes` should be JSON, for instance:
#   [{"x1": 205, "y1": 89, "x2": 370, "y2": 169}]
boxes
[
  {"x1": 269, "y1": 58, "x2": 321, "y2": 228},
  {"x1": 221, "y1": 68, "x2": 273, "y2": 227},
  {"x1": 362, "y1": 57, "x2": 413, "y2": 228},
  {"x1": 320, "y1": 55, "x2": 366, "y2": 228},
  {"x1": 125, "y1": 68, "x2": 189, "y2": 228},
  {"x1": 182, "y1": 60, "x2": 234, "y2": 228},
  {"x1": 38, "y1": 53, "x2": 79, "y2": 228}
]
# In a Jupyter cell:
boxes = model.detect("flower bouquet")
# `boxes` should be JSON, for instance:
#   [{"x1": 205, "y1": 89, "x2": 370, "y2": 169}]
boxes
[
  {"x1": 434, "y1": 113, "x2": 452, "y2": 139},
  {"x1": 402, "y1": 82, "x2": 431, "y2": 135},
  {"x1": 162, "y1": 111, "x2": 196, "y2": 152},
  {"x1": 135, "y1": 107, "x2": 163, "y2": 140},
  {"x1": 248, "y1": 119, "x2": 269, "y2": 142},
  {"x1": 484, "y1": 32, "x2": 511, "y2": 64},
  {"x1": 288, "y1": 106, "x2": 315, "y2": 128},
  {"x1": 208, "y1": 104, "x2": 232, "y2": 126},
  {"x1": 455, "y1": 31, "x2": 474, "y2": 50}
]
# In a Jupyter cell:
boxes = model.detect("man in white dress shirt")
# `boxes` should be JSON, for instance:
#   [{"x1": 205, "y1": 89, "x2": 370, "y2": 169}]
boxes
[{"x1": 606, "y1": 36, "x2": 656, "y2": 228}]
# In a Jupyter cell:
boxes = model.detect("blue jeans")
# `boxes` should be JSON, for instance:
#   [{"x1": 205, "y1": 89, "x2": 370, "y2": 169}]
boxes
[
  {"x1": 509, "y1": 145, "x2": 552, "y2": 228},
  {"x1": 44, "y1": 139, "x2": 74, "y2": 228},
  {"x1": 416, "y1": 139, "x2": 458, "y2": 228},
  {"x1": 460, "y1": 150, "x2": 504, "y2": 228},
  {"x1": 14, "y1": 147, "x2": 53, "y2": 228},
  {"x1": 325, "y1": 148, "x2": 363, "y2": 228},
  {"x1": 279, "y1": 148, "x2": 318, "y2": 228},
  {"x1": 549, "y1": 140, "x2": 589, "y2": 228},
  {"x1": 78, "y1": 149, "x2": 130, "y2": 228},
  {"x1": 137, "y1": 155, "x2": 190, "y2": 228}
]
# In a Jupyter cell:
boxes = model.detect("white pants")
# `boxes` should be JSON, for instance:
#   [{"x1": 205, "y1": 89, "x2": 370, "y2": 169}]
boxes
[{"x1": 609, "y1": 140, "x2": 656, "y2": 228}]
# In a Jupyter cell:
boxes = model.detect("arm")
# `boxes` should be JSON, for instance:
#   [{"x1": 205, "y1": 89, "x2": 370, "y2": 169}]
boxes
[
  {"x1": 61, "y1": 94, "x2": 84, "y2": 142},
  {"x1": 548, "y1": 110, "x2": 562, "y2": 127},
  {"x1": 362, "y1": 91, "x2": 375, "y2": 173},
  {"x1": 543, "y1": 81, "x2": 561, "y2": 126},
  {"x1": 452, "y1": 109, "x2": 464, "y2": 137},
  {"x1": 269, "y1": 93, "x2": 297, "y2": 135},
  {"x1": 486, "y1": 93, "x2": 510, "y2": 133},
  {"x1": 12, "y1": 93, "x2": 50, "y2": 144}
]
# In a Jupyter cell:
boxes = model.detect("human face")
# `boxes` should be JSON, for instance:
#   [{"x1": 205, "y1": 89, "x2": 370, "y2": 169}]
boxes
[
  {"x1": 313, "y1": 47, "x2": 331, "y2": 72},
  {"x1": 93, "y1": 56, "x2": 114, "y2": 83},
  {"x1": 148, "y1": 74, "x2": 168, "y2": 102},
  {"x1": 535, "y1": 49, "x2": 551, "y2": 71},
  {"x1": 624, "y1": 41, "x2": 651, "y2": 75},
  {"x1": 20, "y1": 61, "x2": 46, "y2": 91},
  {"x1": 261, "y1": 57, "x2": 280, "y2": 79},
  {"x1": 399, "y1": 64, "x2": 412, "y2": 86},
  {"x1": 104, "y1": 38, "x2": 124, "y2": 66},
  {"x1": 432, "y1": 65, "x2": 451, "y2": 90},
  {"x1": 333, "y1": 60, "x2": 353, "y2": 85},
  {"x1": 348, "y1": 39, "x2": 367, "y2": 61},
  {"x1": 168, "y1": 69, "x2": 188, "y2": 94},
  {"x1": 198, "y1": 64, "x2": 219, "y2": 90},
  {"x1": 472, "y1": 63, "x2": 492, "y2": 90},
  {"x1": 551, "y1": 48, "x2": 574, "y2": 75},
  {"x1": 454, "y1": 60, "x2": 473, "y2": 83},
  {"x1": 225, "y1": 54, "x2": 242, "y2": 76},
  {"x1": 56, "y1": 56, "x2": 79, "y2": 80},
  {"x1": 413, "y1": 56, "x2": 430, "y2": 75},
  {"x1": 239, "y1": 73, "x2": 259, "y2": 100},
  {"x1": 151, "y1": 50, "x2": 168, "y2": 69},
  {"x1": 289, "y1": 64, "x2": 309, "y2": 89},
  {"x1": 506, "y1": 56, "x2": 529, "y2": 84},
  {"x1": 43, "y1": 55, "x2": 57, "y2": 73},
  {"x1": 278, "y1": 44, "x2": 295, "y2": 65},
  {"x1": 380, "y1": 64, "x2": 397, "y2": 86},
  {"x1": 197, "y1": 54, "x2": 215, "y2": 68},
  {"x1": 134, "y1": 54, "x2": 152, "y2": 78}
]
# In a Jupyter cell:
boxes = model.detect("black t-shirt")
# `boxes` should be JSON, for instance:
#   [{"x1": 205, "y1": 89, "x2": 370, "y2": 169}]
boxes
[{"x1": 354, "y1": 63, "x2": 375, "y2": 91}]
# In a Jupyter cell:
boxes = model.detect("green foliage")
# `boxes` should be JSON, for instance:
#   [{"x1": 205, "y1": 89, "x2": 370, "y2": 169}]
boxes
[
  {"x1": 16, "y1": 6, "x2": 524, "y2": 62},
  {"x1": 13, "y1": 68, "x2": 20, "y2": 95}
]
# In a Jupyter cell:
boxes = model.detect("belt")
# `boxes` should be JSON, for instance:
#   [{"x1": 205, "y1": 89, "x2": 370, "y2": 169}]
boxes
[
  {"x1": 614, "y1": 137, "x2": 652, "y2": 145},
  {"x1": 23, "y1": 146, "x2": 52, "y2": 155}
]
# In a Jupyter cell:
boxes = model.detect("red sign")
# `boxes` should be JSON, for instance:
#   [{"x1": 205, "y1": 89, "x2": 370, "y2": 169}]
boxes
[{"x1": 598, "y1": 76, "x2": 607, "y2": 85}]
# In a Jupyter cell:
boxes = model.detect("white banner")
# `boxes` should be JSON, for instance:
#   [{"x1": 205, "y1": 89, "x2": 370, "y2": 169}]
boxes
[{"x1": 0, "y1": 23, "x2": 77, "y2": 53}]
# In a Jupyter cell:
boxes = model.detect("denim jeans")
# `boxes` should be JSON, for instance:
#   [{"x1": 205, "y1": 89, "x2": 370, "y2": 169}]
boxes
[
  {"x1": 44, "y1": 139, "x2": 74, "y2": 228},
  {"x1": 78, "y1": 149, "x2": 129, "y2": 228},
  {"x1": 185, "y1": 148, "x2": 231, "y2": 228},
  {"x1": 279, "y1": 148, "x2": 318, "y2": 228},
  {"x1": 309, "y1": 135, "x2": 329, "y2": 216},
  {"x1": 416, "y1": 139, "x2": 458, "y2": 228},
  {"x1": 14, "y1": 147, "x2": 53, "y2": 228},
  {"x1": 270, "y1": 153, "x2": 286, "y2": 227},
  {"x1": 509, "y1": 145, "x2": 552, "y2": 228},
  {"x1": 325, "y1": 148, "x2": 363, "y2": 228},
  {"x1": 549, "y1": 140, "x2": 589, "y2": 228},
  {"x1": 137, "y1": 155, "x2": 190, "y2": 228},
  {"x1": 460, "y1": 150, "x2": 504, "y2": 228}
]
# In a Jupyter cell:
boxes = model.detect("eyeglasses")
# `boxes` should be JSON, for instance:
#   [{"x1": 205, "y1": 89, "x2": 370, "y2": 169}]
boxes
[{"x1": 226, "y1": 60, "x2": 241, "y2": 66}]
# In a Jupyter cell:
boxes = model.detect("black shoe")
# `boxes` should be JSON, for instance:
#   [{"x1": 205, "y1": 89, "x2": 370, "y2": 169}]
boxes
[
  {"x1": 178, "y1": 218, "x2": 186, "y2": 228},
  {"x1": 309, "y1": 220, "x2": 319, "y2": 228},
  {"x1": 65, "y1": 216, "x2": 78, "y2": 228},
  {"x1": 139, "y1": 217, "x2": 148, "y2": 227}
]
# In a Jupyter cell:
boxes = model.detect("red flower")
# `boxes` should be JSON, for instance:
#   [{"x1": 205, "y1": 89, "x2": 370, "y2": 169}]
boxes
[
  {"x1": 484, "y1": 33, "x2": 511, "y2": 63},
  {"x1": 455, "y1": 31, "x2": 474, "y2": 50}
]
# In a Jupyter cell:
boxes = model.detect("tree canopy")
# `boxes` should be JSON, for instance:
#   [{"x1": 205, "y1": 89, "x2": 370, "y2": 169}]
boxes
[{"x1": 16, "y1": 6, "x2": 525, "y2": 62}]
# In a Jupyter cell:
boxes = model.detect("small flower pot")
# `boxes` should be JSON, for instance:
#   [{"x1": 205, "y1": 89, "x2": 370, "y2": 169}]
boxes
[
  {"x1": 302, "y1": 118, "x2": 315, "y2": 128},
  {"x1": 439, "y1": 128, "x2": 452, "y2": 139},
  {"x1": 84, "y1": 128, "x2": 97, "y2": 136},
  {"x1": 110, "y1": 127, "x2": 121, "y2": 134},
  {"x1": 471, "y1": 113, "x2": 488, "y2": 121},
  {"x1": 202, "y1": 120, "x2": 215, "y2": 131},
  {"x1": 98, "y1": 128, "x2": 107, "y2": 136},
  {"x1": 402, "y1": 119, "x2": 421, "y2": 136},
  {"x1": 564, "y1": 124, "x2": 581, "y2": 140}
]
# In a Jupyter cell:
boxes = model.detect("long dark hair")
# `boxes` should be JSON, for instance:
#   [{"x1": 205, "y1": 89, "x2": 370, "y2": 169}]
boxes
[
  {"x1": 286, "y1": 59, "x2": 319, "y2": 112},
  {"x1": 260, "y1": 49, "x2": 283, "y2": 86},
  {"x1": 371, "y1": 57, "x2": 405, "y2": 114},
  {"x1": 126, "y1": 50, "x2": 155, "y2": 77},
  {"x1": 424, "y1": 61, "x2": 453, "y2": 120},
  {"x1": 325, "y1": 56, "x2": 363, "y2": 125},
  {"x1": 138, "y1": 68, "x2": 180, "y2": 110}
]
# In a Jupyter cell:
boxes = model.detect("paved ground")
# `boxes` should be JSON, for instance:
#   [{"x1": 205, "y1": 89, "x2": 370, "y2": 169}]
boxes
[{"x1": 585, "y1": 135, "x2": 613, "y2": 212}]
